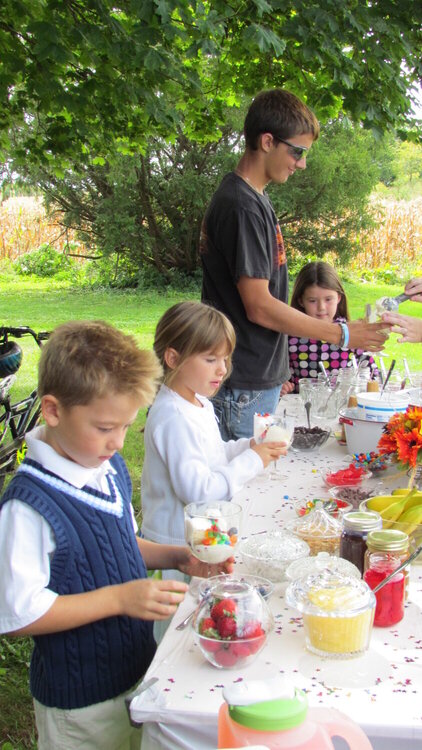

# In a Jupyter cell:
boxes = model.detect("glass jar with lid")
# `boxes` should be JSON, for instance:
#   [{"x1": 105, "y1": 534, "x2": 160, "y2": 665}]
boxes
[
  {"x1": 339, "y1": 511, "x2": 382, "y2": 575},
  {"x1": 363, "y1": 529, "x2": 410, "y2": 626}
]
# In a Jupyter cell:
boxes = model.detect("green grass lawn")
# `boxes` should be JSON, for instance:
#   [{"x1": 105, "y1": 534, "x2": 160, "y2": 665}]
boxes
[{"x1": 0, "y1": 274, "x2": 421, "y2": 749}]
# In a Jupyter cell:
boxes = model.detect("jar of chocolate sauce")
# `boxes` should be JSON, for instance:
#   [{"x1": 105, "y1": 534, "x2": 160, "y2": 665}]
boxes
[{"x1": 339, "y1": 511, "x2": 382, "y2": 575}]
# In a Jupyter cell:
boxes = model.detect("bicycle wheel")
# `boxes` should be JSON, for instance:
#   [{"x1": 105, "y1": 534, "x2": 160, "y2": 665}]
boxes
[{"x1": 0, "y1": 341, "x2": 23, "y2": 377}]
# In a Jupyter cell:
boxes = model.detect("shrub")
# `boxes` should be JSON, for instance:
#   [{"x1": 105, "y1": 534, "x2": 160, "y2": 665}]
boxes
[{"x1": 14, "y1": 243, "x2": 74, "y2": 278}]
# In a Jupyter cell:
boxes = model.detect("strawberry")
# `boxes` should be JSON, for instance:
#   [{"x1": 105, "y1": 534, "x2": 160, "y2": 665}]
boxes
[
  {"x1": 241, "y1": 620, "x2": 263, "y2": 639},
  {"x1": 199, "y1": 635, "x2": 221, "y2": 653},
  {"x1": 210, "y1": 597, "x2": 237, "y2": 622},
  {"x1": 232, "y1": 641, "x2": 251, "y2": 658},
  {"x1": 247, "y1": 634, "x2": 266, "y2": 654},
  {"x1": 214, "y1": 646, "x2": 238, "y2": 667},
  {"x1": 198, "y1": 617, "x2": 217, "y2": 635},
  {"x1": 217, "y1": 616, "x2": 237, "y2": 639}
]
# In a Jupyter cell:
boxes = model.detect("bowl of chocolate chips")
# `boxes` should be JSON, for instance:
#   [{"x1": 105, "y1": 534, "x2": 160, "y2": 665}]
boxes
[{"x1": 291, "y1": 425, "x2": 331, "y2": 453}]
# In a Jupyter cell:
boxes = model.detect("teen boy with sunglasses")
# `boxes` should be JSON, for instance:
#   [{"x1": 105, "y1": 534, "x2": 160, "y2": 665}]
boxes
[{"x1": 200, "y1": 88, "x2": 390, "y2": 440}]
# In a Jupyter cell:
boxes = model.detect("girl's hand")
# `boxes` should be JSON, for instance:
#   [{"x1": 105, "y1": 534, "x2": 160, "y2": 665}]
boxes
[
  {"x1": 381, "y1": 312, "x2": 422, "y2": 343},
  {"x1": 252, "y1": 441, "x2": 287, "y2": 468},
  {"x1": 405, "y1": 277, "x2": 422, "y2": 303},
  {"x1": 117, "y1": 578, "x2": 188, "y2": 621}
]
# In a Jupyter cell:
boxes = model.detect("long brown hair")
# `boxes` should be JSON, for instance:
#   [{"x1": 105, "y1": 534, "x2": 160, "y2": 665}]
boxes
[{"x1": 290, "y1": 261, "x2": 349, "y2": 320}]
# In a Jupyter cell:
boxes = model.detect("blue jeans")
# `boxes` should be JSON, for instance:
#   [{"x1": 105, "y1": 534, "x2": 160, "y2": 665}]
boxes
[{"x1": 212, "y1": 384, "x2": 282, "y2": 441}]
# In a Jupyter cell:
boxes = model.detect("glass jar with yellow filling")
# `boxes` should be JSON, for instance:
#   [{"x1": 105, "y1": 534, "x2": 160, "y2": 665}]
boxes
[{"x1": 286, "y1": 570, "x2": 375, "y2": 658}]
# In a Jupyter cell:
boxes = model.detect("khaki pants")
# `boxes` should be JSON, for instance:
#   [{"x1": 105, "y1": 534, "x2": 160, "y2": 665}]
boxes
[{"x1": 34, "y1": 690, "x2": 142, "y2": 750}]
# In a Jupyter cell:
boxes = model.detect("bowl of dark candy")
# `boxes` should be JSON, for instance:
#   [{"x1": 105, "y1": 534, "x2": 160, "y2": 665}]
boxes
[
  {"x1": 197, "y1": 573, "x2": 274, "y2": 602},
  {"x1": 328, "y1": 485, "x2": 377, "y2": 510},
  {"x1": 192, "y1": 578, "x2": 273, "y2": 669},
  {"x1": 291, "y1": 425, "x2": 331, "y2": 452}
]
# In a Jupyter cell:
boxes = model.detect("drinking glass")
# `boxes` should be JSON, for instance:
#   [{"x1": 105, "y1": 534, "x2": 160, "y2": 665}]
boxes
[
  {"x1": 255, "y1": 412, "x2": 295, "y2": 480},
  {"x1": 184, "y1": 501, "x2": 242, "y2": 596}
]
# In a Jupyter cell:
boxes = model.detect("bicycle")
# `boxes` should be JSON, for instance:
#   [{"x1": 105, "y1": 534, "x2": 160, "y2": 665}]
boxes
[{"x1": 0, "y1": 326, "x2": 50, "y2": 492}]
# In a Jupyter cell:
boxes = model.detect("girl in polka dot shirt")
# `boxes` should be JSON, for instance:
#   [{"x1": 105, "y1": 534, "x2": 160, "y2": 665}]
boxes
[{"x1": 288, "y1": 261, "x2": 377, "y2": 392}]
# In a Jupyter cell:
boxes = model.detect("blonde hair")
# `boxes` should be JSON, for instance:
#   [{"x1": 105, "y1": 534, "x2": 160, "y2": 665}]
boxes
[
  {"x1": 38, "y1": 320, "x2": 162, "y2": 407},
  {"x1": 154, "y1": 301, "x2": 236, "y2": 386}
]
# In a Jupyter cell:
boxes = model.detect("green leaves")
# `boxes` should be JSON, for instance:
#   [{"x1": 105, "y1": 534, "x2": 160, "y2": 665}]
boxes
[{"x1": 0, "y1": 0, "x2": 421, "y2": 171}]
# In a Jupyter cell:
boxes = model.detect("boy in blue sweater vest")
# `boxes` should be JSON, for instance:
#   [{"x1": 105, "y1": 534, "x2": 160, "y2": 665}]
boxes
[{"x1": 0, "y1": 320, "x2": 234, "y2": 750}]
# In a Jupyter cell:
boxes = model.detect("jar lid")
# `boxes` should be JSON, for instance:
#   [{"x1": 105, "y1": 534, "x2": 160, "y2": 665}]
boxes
[
  {"x1": 285, "y1": 569, "x2": 376, "y2": 616},
  {"x1": 228, "y1": 688, "x2": 308, "y2": 731},
  {"x1": 366, "y1": 529, "x2": 409, "y2": 552},
  {"x1": 285, "y1": 552, "x2": 361, "y2": 582},
  {"x1": 342, "y1": 510, "x2": 382, "y2": 532},
  {"x1": 286, "y1": 507, "x2": 342, "y2": 539}
]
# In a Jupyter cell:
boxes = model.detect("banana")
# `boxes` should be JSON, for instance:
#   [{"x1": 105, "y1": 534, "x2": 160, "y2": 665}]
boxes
[
  {"x1": 366, "y1": 495, "x2": 399, "y2": 513},
  {"x1": 379, "y1": 497, "x2": 409, "y2": 527},
  {"x1": 394, "y1": 505, "x2": 422, "y2": 535},
  {"x1": 391, "y1": 488, "x2": 422, "y2": 499},
  {"x1": 402, "y1": 496, "x2": 422, "y2": 513}
]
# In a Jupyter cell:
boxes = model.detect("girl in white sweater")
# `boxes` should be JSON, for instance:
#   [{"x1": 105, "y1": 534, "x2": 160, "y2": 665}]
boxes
[{"x1": 141, "y1": 301, "x2": 286, "y2": 549}]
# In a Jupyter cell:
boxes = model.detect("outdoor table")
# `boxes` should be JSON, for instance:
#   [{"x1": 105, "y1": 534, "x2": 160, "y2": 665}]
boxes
[{"x1": 130, "y1": 396, "x2": 422, "y2": 750}]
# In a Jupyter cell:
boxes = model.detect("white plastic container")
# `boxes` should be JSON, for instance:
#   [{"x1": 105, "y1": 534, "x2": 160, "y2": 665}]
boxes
[
  {"x1": 356, "y1": 391, "x2": 409, "y2": 422},
  {"x1": 339, "y1": 407, "x2": 387, "y2": 454}
]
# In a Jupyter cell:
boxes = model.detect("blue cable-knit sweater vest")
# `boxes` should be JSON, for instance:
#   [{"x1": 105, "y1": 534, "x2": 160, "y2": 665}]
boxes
[{"x1": 0, "y1": 453, "x2": 156, "y2": 709}]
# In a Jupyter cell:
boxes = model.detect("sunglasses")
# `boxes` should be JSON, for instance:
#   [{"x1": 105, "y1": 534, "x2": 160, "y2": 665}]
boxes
[{"x1": 273, "y1": 136, "x2": 308, "y2": 161}]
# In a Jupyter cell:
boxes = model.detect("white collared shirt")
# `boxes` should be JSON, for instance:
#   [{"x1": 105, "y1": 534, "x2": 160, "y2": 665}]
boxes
[{"x1": 0, "y1": 426, "x2": 137, "y2": 633}]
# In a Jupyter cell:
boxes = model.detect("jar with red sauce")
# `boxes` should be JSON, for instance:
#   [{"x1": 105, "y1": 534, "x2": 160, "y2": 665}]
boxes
[
  {"x1": 363, "y1": 529, "x2": 409, "y2": 627},
  {"x1": 339, "y1": 511, "x2": 382, "y2": 575}
]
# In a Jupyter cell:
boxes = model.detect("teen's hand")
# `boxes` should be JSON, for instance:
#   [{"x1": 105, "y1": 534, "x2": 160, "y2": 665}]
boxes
[
  {"x1": 118, "y1": 578, "x2": 188, "y2": 621},
  {"x1": 348, "y1": 319, "x2": 391, "y2": 351},
  {"x1": 251, "y1": 441, "x2": 287, "y2": 468},
  {"x1": 405, "y1": 277, "x2": 422, "y2": 303},
  {"x1": 177, "y1": 551, "x2": 235, "y2": 579},
  {"x1": 381, "y1": 312, "x2": 422, "y2": 343}
]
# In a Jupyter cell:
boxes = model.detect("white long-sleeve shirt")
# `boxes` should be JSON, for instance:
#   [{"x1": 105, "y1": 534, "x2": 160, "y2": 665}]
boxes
[
  {"x1": 141, "y1": 385, "x2": 262, "y2": 545},
  {"x1": 0, "y1": 427, "x2": 137, "y2": 633}
]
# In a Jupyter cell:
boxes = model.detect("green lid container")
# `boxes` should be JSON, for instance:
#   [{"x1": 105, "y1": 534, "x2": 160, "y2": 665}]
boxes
[{"x1": 228, "y1": 689, "x2": 308, "y2": 731}]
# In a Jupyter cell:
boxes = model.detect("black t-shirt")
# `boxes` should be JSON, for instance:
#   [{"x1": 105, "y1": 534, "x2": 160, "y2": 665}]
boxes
[{"x1": 200, "y1": 172, "x2": 290, "y2": 390}]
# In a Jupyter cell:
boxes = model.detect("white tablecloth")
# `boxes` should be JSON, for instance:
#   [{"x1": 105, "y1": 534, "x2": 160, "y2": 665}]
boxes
[{"x1": 131, "y1": 397, "x2": 422, "y2": 750}]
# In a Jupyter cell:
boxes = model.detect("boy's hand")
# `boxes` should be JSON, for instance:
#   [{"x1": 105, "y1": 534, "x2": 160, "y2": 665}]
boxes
[
  {"x1": 251, "y1": 441, "x2": 287, "y2": 468},
  {"x1": 178, "y1": 551, "x2": 235, "y2": 579},
  {"x1": 118, "y1": 578, "x2": 188, "y2": 621},
  {"x1": 348, "y1": 319, "x2": 391, "y2": 351}
]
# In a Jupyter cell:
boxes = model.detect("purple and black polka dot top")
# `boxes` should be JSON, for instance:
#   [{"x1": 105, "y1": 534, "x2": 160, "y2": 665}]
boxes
[{"x1": 288, "y1": 317, "x2": 377, "y2": 393}]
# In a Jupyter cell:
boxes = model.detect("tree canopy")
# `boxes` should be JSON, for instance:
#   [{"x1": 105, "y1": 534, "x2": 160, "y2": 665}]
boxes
[{"x1": 1, "y1": 0, "x2": 421, "y2": 173}]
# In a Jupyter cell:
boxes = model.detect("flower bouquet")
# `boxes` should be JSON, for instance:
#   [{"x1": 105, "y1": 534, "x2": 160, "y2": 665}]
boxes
[{"x1": 377, "y1": 405, "x2": 422, "y2": 488}]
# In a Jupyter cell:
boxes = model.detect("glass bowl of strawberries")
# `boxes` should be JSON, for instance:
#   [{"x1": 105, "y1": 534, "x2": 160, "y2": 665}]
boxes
[{"x1": 192, "y1": 578, "x2": 273, "y2": 669}]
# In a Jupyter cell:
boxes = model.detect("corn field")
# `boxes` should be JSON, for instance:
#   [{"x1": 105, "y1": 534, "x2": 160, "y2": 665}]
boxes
[
  {"x1": 1, "y1": 195, "x2": 421, "y2": 269},
  {"x1": 0, "y1": 196, "x2": 85, "y2": 260},
  {"x1": 351, "y1": 198, "x2": 422, "y2": 270}
]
